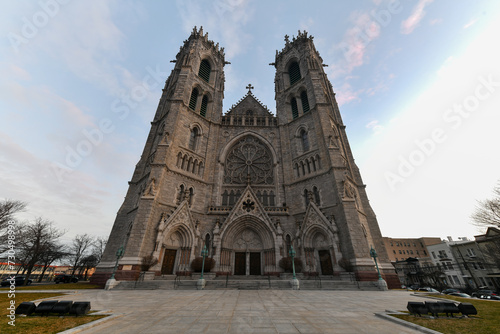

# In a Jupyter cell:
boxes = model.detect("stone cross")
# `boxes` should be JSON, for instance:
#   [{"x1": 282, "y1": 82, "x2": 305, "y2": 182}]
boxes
[{"x1": 246, "y1": 83, "x2": 254, "y2": 93}]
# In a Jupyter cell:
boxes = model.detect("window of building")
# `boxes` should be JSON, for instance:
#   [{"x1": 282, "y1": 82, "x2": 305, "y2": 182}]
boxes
[
  {"x1": 453, "y1": 275, "x2": 460, "y2": 284},
  {"x1": 291, "y1": 98, "x2": 298, "y2": 119},
  {"x1": 205, "y1": 233, "x2": 211, "y2": 253},
  {"x1": 189, "y1": 127, "x2": 199, "y2": 151},
  {"x1": 432, "y1": 252, "x2": 436, "y2": 259},
  {"x1": 189, "y1": 88, "x2": 199, "y2": 110},
  {"x1": 198, "y1": 59, "x2": 211, "y2": 83},
  {"x1": 423, "y1": 250, "x2": 427, "y2": 255},
  {"x1": 301, "y1": 129, "x2": 309, "y2": 151},
  {"x1": 313, "y1": 186, "x2": 320, "y2": 205},
  {"x1": 478, "y1": 262, "x2": 485, "y2": 270},
  {"x1": 188, "y1": 187, "x2": 194, "y2": 206},
  {"x1": 301, "y1": 91, "x2": 310, "y2": 113},
  {"x1": 200, "y1": 95, "x2": 208, "y2": 117},
  {"x1": 393, "y1": 250, "x2": 396, "y2": 254},
  {"x1": 398, "y1": 250, "x2": 402, "y2": 254},
  {"x1": 289, "y1": 62, "x2": 301, "y2": 85}
]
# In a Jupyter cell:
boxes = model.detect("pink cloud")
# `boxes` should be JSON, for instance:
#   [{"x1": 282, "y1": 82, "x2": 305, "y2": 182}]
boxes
[
  {"x1": 401, "y1": 0, "x2": 434, "y2": 34},
  {"x1": 463, "y1": 19, "x2": 477, "y2": 29}
]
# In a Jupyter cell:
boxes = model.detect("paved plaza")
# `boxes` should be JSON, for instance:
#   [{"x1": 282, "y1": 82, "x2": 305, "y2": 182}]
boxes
[{"x1": 53, "y1": 289, "x2": 434, "y2": 333}]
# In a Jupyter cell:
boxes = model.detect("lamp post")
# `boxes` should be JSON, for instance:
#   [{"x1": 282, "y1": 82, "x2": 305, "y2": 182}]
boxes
[
  {"x1": 289, "y1": 245, "x2": 296, "y2": 279},
  {"x1": 289, "y1": 245, "x2": 299, "y2": 290},
  {"x1": 200, "y1": 245, "x2": 208, "y2": 280},
  {"x1": 370, "y1": 246, "x2": 388, "y2": 290},
  {"x1": 105, "y1": 245, "x2": 124, "y2": 290},
  {"x1": 197, "y1": 245, "x2": 208, "y2": 290}
]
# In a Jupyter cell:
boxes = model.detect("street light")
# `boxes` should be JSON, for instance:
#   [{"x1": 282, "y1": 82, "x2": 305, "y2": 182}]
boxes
[
  {"x1": 200, "y1": 245, "x2": 208, "y2": 280},
  {"x1": 110, "y1": 245, "x2": 124, "y2": 280},
  {"x1": 369, "y1": 246, "x2": 382, "y2": 280},
  {"x1": 289, "y1": 245, "x2": 296, "y2": 279}
]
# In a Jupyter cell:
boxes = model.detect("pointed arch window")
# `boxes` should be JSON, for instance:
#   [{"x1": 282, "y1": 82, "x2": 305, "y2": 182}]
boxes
[
  {"x1": 301, "y1": 91, "x2": 310, "y2": 113},
  {"x1": 205, "y1": 233, "x2": 211, "y2": 253},
  {"x1": 289, "y1": 62, "x2": 301, "y2": 86},
  {"x1": 198, "y1": 59, "x2": 211, "y2": 83},
  {"x1": 301, "y1": 129, "x2": 310, "y2": 152},
  {"x1": 200, "y1": 95, "x2": 208, "y2": 117},
  {"x1": 304, "y1": 189, "x2": 309, "y2": 207},
  {"x1": 177, "y1": 184, "x2": 185, "y2": 203},
  {"x1": 291, "y1": 97, "x2": 298, "y2": 119},
  {"x1": 313, "y1": 186, "x2": 321, "y2": 206},
  {"x1": 286, "y1": 235, "x2": 292, "y2": 254},
  {"x1": 189, "y1": 88, "x2": 199, "y2": 110},
  {"x1": 188, "y1": 187, "x2": 194, "y2": 206},
  {"x1": 189, "y1": 127, "x2": 199, "y2": 151}
]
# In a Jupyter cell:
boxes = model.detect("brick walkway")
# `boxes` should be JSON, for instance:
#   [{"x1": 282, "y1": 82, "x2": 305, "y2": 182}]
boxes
[{"x1": 60, "y1": 289, "x2": 432, "y2": 333}]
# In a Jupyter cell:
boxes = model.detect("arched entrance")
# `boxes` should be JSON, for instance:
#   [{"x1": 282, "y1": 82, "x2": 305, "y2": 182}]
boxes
[
  {"x1": 302, "y1": 226, "x2": 337, "y2": 275},
  {"x1": 153, "y1": 223, "x2": 195, "y2": 275},
  {"x1": 217, "y1": 216, "x2": 277, "y2": 275}
]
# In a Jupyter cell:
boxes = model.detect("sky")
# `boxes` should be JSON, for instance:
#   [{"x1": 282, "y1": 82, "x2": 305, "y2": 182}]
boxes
[{"x1": 1, "y1": 0, "x2": 500, "y2": 245}]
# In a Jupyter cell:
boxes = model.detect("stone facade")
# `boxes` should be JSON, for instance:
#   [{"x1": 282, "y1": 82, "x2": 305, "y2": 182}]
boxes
[{"x1": 92, "y1": 28, "x2": 398, "y2": 287}]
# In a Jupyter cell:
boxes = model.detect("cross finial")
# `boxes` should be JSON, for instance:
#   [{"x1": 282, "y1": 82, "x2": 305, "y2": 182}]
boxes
[{"x1": 246, "y1": 83, "x2": 254, "y2": 93}]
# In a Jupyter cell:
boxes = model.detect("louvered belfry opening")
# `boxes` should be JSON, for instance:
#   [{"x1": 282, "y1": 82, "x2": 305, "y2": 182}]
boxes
[
  {"x1": 301, "y1": 91, "x2": 310, "y2": 113},
  {"x1": 289, "y1": 62, "x2": 301, "y2": 85},
  {"x1": 200, "y1": 95, "x2": 208, "y2": 117},
  {"x1": 189, "y1": 88, "x2": 199, "y2": 110},
  {"x1": 198, "y1": 59, "x2": 211, "y2": 83},
  {"x1": 291, "y1": 98, "x2": 298, "y2": 119}
]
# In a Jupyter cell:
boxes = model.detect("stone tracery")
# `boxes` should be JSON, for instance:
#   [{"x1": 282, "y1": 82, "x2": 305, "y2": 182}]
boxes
[{"x1": 224, "y1": 136, "x2": 274, "y2": 185}]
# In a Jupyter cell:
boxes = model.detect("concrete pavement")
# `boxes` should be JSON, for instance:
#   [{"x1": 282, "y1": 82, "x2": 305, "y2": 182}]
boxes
[{"x1": 54, "y1": 289, "x2": 434, "y2": 333}]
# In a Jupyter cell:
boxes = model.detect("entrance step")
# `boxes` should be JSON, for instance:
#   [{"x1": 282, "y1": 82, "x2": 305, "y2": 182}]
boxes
[{"x1": 111, "y1": 276, "x2": 381, "y2": 291}]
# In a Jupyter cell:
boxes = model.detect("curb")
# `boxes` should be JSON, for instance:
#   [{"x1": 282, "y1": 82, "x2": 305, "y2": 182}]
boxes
[
  {"x1": 58, "y1": 311, "x2": 124, "y2": 334},
  {"x1": 375, "y1": 311, "x2": 442, "y2": 334}
]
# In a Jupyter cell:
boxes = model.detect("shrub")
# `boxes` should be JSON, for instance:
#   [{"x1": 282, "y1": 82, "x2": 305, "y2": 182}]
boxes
[
  {"x1": 140, "y1": 255, "x2": 158, "y2": 271},
  {"x1": 279, "y1": 257, "x2": 303, "y2": 273},
  {"x1": 191, "y1": 257, "x2": 215, "y2": 272}
]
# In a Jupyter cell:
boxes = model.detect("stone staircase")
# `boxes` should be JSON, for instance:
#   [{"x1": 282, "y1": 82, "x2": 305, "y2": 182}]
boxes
[{"x1": 112, "y1": 274, "x2": 382, "y2": 291}]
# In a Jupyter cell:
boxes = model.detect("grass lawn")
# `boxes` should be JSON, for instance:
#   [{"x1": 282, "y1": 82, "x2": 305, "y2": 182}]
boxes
[
  {"x1": 392, "y1": 295, "x2": 500, "y2": 334},
  {"x1": 0, "y1": 292, "x2": 107, "y2": 334},
  {"x1": 0, "y1": 281, "x2": 102, "y2": 290}
]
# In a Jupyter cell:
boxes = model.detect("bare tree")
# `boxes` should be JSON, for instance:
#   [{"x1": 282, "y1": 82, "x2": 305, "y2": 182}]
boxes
[
  {"x1": 16, "y1": 218, "x2": 64, "y2": 285},
  {"x1": 92, "y1": 236, "x2": 107, "y2": 263},
  {"x1": 0, "y1": 199, "x2": 26, "y2": 229},
  {"x1": 472, "y1": 182, "x2": 500, "y2": 229},
  {"x1": 69, "y1": 234, "x2": 94, "y2": 278},
  {"x1": 37, "y1": 242, "x2": 67, "y2": 282},
  {"x1": 0, "y1": 200, "x2": 26, "y2": 253}
]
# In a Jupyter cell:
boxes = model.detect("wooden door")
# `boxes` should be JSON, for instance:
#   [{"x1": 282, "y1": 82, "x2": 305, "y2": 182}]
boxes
[
  {"x1": 318, "y1": 250, "x2": 334, "y2": 275},
  {"x1": 161, "y1": 249, "x2": 177, "y2": 275},
  {"x1": 234, "y1": 252, "x2": 246, "y2": 275},
  {"x1": 249, "y1": 252, "x2": 261, "y2": 275}
]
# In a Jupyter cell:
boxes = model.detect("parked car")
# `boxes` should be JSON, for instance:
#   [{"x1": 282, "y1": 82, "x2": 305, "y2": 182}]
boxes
[
  {"x1": 54, "y1": 275, "x2": 78, "y2": 284},
  {"x1": 417, "y1": 287, "x2": 440, "y2": 293},
  {"x1": 448, "y1": 292, "x2": 471, "y2": 298},
  {"x1": 1, "y1": 276, "x2": 32, "y2": 287},
  {"x1": 471, "y1": 289, "x2": 499, "y2": 300},
  {"x1": 442, "y1": 288, "x2": 461, "y2": 294}
]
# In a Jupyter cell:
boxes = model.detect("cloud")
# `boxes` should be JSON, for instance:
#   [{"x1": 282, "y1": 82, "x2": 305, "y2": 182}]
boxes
[
  {"x1": 401, "y1": 0, "x2": 434, "y2": 34},
  {"x1": 334, "y1": 11, "x2": 382, "y2": 77},
  {"x1": 464, "y1": 19, "x2": 477, "y2": 29},
  {"x1": 0, "y1": 132, "x2": 118, "y2": 239},
  {"x1": 335, "y1": 82, "x2": 363, "y2": 105},
  {"x1": 365, "y1": 120, "x2": 384, "y2": 134},
  {"x1": 175, "y1": 0, "x2": 254, "y2": 59}
]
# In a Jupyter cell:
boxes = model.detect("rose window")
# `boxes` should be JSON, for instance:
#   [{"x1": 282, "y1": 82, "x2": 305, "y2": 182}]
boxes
[{"x1": 224, "y1": 136, "x2": 274, "y2": 184}]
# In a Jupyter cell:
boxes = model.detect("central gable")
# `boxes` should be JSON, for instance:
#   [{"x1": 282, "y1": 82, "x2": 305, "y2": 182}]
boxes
[{"x1": 225, "y1": 92, "x2": 273, "y2": 117}]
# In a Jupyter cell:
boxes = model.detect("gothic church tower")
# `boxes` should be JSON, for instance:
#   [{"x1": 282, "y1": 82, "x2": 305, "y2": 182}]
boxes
[{"x1": 93, "y1": 28, "x2": 398, "y2": 288}]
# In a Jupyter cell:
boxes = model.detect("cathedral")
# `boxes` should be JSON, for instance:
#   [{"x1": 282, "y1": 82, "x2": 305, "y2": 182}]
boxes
[{"x1": 92, "y1": 27, "x2": 398, "y2": 288}]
